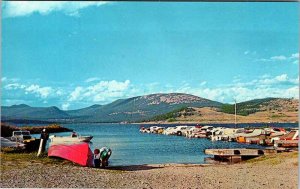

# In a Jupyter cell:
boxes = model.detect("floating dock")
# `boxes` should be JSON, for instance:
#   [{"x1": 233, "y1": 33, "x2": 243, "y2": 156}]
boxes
[{"x1": 205, "y1": 148, "x2": 275, "y2": 163}]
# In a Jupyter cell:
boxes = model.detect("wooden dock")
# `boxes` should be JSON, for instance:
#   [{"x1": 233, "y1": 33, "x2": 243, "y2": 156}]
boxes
[{"x1": 205, "y1": 148, "x2": 270, "y2": 163}]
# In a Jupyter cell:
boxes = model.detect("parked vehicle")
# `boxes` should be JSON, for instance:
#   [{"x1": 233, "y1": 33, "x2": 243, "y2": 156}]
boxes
[
  {"x1": 1, "y1": 137, "x2": 25, "y2": 148},
  {"x1": 11, "y1": 131, "x2": 32, "y2": 142}
]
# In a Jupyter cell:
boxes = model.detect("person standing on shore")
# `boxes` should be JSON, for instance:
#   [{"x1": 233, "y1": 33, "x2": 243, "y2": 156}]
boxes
[
  {"x1": 99, "y1": 147, "x2": 112, "y2": 167},
  {"x1": 37, "y1": 129, "x2": 49, "y2": 157},
  {"x1": 94, "y1": 149, "x2": 100, "y2": 168}
]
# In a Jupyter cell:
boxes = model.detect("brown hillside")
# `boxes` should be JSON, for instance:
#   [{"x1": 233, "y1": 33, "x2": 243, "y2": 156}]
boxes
[{"x1": 145, "y1": 98, "x2": 299, "y2": 124}]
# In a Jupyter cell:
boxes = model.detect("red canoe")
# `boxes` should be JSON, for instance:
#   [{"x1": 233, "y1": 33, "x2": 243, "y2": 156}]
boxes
[{"x1": 48, "y1": 143, "x2": 93, "y2": 167}]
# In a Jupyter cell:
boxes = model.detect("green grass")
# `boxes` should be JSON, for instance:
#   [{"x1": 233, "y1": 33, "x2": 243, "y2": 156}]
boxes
[
  {"x1": 1, "y1": 151, "x2": 125, "y2": 174},
  {"x1": 148, "y1": 106, "x2": 188, "y2": 121},
  {"x1": 247, "y1": 156, "x2": 282, "y2": 165},
  {"x1": 245, "y1": 151, "x2": 298, "y2": 165},
  {"x1": 1, "y1": 152, "x2": 73, "y2": 169},
  {"x1": 1, "y1": 123, "x2": 73, "y2": 137},
  {"x1": 271, "y1": 114, "x2": 286, "y2": 118}
]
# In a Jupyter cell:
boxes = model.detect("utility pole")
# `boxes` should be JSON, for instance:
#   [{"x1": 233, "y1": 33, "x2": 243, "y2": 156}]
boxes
[{"x1": 234, "y1": 99, "x2": 237, "y2": 128}]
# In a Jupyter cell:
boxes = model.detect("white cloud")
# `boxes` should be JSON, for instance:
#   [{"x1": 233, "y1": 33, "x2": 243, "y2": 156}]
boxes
[
  {"x1": 3, "y1": 2, "x2": 109, "y2": 17},
  {"x1": 171, "y1": 73, "x2": 299, "y2": 103},
  {"x1": 85, "y1": 77, "x2": 100, "y2": 83},
  {"x1": 244, "y1": 51, "x2": 249, "y2": 55},
  {"x1": 68, "y1": 80, "x2": 131, "y2": 103},
  {"x1": 231, "y1": 74, "x2": 298, "y2": 87},
  {"x1": 258, "y1": 74, "x2": 298, "y2": 85},
  {"x1": 25, "y1": 84, "x2": 52, "y2": 98},
  {"x1": 257, "y1": 52, "x2": 299, "y2": 64},
  {"x1": 270, "y1": 55, "x2": 286, "y2": 61},
  {"x1": 56, "y1": 89, "x2": 64, "y2": 96},
  {"x1": 4, "y1": 81, "x2": 60, "y2": 99},
  {"x1": 68, "y1": 87, "x2": 83, "y2": 101},
  {"x1": 184, "y1": 85, "x2": 299, "y2": 103},
  {"x1": 275, "y1": 74, "x2": 288, "y2": 82},
  {"x1": 2, "y1": 77, "x2": 20, "y2": 83},
  {"x1": 62, "y1": 103, "x2": 70, "y2": 110},
  {"x1": 87, "y1": 80, "x2": 130, "y2": 93},
  {"x1": 291, "y1": 53, "x2": 299, "y2": 64},
  {"x1": 290, "y1": 76, "x2": 299, "y2": 85},
  {"x1": 200, "y1": 81, "x2": 207, "y2": 86},
  {"x1": 5, "y1": 83, "x2": 21, "y2": 90},
  {"x1": 291, "y1": 53, "x2": 299, "y2": 59}
]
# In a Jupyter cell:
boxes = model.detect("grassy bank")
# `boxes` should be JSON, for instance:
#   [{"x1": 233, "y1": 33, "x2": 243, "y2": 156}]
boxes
[
  {"x1": 1, "y1": 123, "x2": 73, "y2": 137},
  {"x1": 245, "y1": 151, "x2": 298, "y2": 165},
  {"x1": 1, "y1": 152, "x2": 73, "y2": 171},
  {"x1": 1, "y1": 151, "x2": 297, "y2": 167}
]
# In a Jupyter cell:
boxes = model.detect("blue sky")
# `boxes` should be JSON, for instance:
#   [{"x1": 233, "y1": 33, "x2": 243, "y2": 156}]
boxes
[{"x1": 2, "y1": 2, "x2": 299, "y2": 110}]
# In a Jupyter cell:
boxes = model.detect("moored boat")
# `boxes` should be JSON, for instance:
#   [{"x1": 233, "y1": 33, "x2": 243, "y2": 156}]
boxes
[
  {"x1": 236, "y1": 129, "x2": 264, "y2": 143},
  {"x1": 49, "y1": 134, "x2": 93, "y2": 145}
]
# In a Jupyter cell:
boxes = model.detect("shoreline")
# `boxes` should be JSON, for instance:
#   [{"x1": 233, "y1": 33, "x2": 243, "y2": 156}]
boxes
[
  {"x1": 1, "y1": 152, "x2": 297, "y2": 188},
  {"x1": 2, "y1": 120, "x2": 299, "y2": 125},
  {"x1": 134, "y1": 121, "x2": 299, "y2": 125}
]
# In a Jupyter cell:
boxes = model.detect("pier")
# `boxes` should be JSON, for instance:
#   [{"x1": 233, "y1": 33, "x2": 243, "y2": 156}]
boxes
[{"x1": 205, "y1": 148, "x2": 274, "y2": 163}]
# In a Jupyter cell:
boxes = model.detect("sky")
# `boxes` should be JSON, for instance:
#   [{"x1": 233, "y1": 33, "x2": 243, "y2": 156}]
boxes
[{"x1": 1, "y1": 2, "x2": 299, "y2": 110}]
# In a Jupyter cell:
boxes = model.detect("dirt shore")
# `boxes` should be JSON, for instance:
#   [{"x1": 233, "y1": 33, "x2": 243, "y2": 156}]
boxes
[{"x1": 0, "y1": 152, "x2": 298, "y2": 188}]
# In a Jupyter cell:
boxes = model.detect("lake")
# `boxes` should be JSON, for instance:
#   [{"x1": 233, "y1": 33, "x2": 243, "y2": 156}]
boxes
[{"x1": 30, "y1": 123, "x2": 298, "y2": 166}]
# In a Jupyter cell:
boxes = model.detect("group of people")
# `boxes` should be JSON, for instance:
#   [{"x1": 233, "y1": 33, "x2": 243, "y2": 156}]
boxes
[
  {"x1": 93, "y1": 147, "x2": 112, "y2": 168},
  {"x1": 70, "y1": 131, "x2": 112, "y2": 168}
]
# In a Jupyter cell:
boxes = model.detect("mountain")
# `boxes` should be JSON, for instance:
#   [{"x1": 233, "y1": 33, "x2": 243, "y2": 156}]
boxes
[
  {"x1": 1, "y1": 93, "x2": 297, "y2": 123},
  {"x1": 1, "y1": 104, "x2": 70, "y2": 121},
  {"x1": 1, "y1": 93, "x2": 222, "y2": 123},
  {"x1": 70, "y1": 93, "x2": 223, "y2": 122},
  {"x1": 66, "y1": 104, "x2": 103, "y2": 117}
]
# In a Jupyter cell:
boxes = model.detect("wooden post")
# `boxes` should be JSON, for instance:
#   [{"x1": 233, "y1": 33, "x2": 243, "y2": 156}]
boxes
[{"x1": 37, "y1": 139, "x2": 44, "y2": 157}]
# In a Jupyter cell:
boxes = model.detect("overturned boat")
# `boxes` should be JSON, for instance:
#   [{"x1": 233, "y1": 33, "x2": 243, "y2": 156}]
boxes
[{"x1": 48, "y1": 143, "x2": 94, "y2": 167}]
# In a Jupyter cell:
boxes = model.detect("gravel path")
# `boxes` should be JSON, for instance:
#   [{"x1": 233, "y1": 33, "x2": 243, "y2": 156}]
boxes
[{"x1": 1, "y1": 152, "x2": 298, "y2": 188}]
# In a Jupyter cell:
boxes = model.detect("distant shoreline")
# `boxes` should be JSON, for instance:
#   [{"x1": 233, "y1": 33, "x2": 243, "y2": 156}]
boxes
[
  {"x1": 1, "y1": 120, "x2": 299, "y2": 126},
  {"x1": 135, "y1": 121, "x2": 299, "y2": 125},
  {"x1": 2, "y1": 121, "x2": 299, "y2": 125}
]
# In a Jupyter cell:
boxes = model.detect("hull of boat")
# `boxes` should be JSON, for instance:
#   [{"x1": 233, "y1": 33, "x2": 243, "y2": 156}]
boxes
[
  {"x1": 274, "y1": 140, "x2": 298, "y2": 147},
  {"x1": 49, "y1": 135, "x2": 93, "y2": 145},
  {"x1": 48, "y1": 143, "x2": 94, "y2": 167}
]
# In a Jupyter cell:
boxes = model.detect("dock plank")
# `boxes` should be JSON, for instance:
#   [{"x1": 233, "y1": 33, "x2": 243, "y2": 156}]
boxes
[{"x1": 205, "y1": 148, "x2": 263, "y2": 156}]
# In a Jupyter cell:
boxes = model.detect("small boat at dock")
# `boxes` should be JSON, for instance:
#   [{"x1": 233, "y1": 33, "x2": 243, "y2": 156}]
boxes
[{"x1": 49, "y1": 133, "x2": 93, "y2": 145}]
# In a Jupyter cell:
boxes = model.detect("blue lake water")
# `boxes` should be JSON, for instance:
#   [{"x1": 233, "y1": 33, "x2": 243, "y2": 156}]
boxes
[{"x1": 29, "y1": 123, "x2": 298, "y2": 166}]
